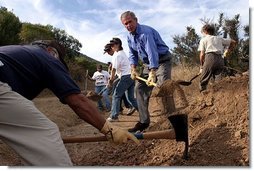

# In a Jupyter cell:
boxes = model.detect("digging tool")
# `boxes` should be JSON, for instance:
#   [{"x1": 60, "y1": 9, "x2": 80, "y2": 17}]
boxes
[
  {"x1": 63, "y1": 130, "x2": 174, "y2": 143},
  {"x1": 176, "y1": 73, "x2": 200, "y2": 86},
  {"x1": 62, "y1": 114, "x2": 189, "y2": 159},
  {"x1": 136, "y1": 73, "x2": 201, "y2": 87},
  {"x1": 86, "y1": 78, "x2": 120, "y2": 101},
  {"x1": 136, "y1": 76, "x2": 158, "y2": 87}
]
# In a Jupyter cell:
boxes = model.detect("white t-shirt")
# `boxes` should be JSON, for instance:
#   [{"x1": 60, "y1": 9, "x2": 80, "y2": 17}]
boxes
[
  {"x1": 111, "y1": 50, "x2": 131, "y2": 78},
  {"x1": 198, "y1": 35, "x2": 232, "y2": 54},
  {"x1": 92, "y1": 70, "x2": 110, "y2": 86}
]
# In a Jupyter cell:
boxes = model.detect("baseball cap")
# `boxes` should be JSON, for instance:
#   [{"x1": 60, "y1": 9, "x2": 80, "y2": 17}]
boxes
[
  {"x1": 103, "y1": 43, "x2": 113, "y2": 54},
  {"x1": 109, "y1": 37, "x2": 122, "y2": 46},
  {"x1": 31, "y1": 40, "x2": 68, "y2": 70}
]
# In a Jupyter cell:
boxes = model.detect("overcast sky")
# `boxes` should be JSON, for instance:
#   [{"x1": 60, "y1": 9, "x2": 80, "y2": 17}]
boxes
[{"x1": 0, "y1": 0, "x2": 250, "y2": 63}]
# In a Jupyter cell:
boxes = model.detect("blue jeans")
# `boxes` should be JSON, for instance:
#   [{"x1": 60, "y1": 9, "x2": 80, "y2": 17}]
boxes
[
  {"x1": 95, "y1": 85, "x2": 111, "y2": 111},
  {"x1": 110, "y1": 75, "x2": 138, "y2": 119}
]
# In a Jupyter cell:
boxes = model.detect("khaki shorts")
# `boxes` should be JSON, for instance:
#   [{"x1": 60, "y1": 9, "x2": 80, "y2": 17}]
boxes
[{"x1": 0, "y1": 81, "x2": 72, "y2": 166}]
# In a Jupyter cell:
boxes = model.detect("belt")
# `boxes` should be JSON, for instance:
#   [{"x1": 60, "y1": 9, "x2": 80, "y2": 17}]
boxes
[
  {"x1": 159, "y1": 52, "x2": 171, "y2": 64},
  {"x1": 143, "y1": 52, "x2": 171, "y2": 64},
  {"x1": 206, "y1": 52, "x2": 222, "y2": 55}
]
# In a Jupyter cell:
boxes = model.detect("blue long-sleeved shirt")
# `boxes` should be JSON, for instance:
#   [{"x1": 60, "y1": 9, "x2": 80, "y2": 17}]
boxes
[{"x1": 127, "y1": 23, "x2": 169, "y2": 69}]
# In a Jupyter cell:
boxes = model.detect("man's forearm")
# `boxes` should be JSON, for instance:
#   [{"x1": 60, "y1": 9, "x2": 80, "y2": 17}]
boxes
[
  {"x1": 65, "y1": 93, "x2": 105, "y2": 130},
  {"x1": 200, "y1": 52, "x2": 205, "y2": 66}
]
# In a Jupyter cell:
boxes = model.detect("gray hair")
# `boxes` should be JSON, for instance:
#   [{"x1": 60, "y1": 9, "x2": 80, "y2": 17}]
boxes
[{"x1": 120, "y1": 11, "x2": 137, "y2": 20}]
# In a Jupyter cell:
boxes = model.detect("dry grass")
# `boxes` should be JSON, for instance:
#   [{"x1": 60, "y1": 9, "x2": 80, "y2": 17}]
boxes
[{"x1": 172, "y1": 65, "x2": 200, "y2": 82}]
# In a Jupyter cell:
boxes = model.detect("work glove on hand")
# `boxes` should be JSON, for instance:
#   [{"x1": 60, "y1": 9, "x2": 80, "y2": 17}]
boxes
[
  {"x1": 146, "y1": 69, "x2": 156, "y2": 86},
  {"x1": 108, "y1": 79, "x2": 114, "y2": 87},
  {"x1": 130, "y1": 68, "x2": 139, "y2": 80},
  {"x1": 199, "y1": 67, "x2": 203, "y2": 75},
  {"x1": 223, "y1": 49, "x2": 229, "y2": 58},
  {"x1": 101, "y1": 120, "x2": 140, "y2": 145}
]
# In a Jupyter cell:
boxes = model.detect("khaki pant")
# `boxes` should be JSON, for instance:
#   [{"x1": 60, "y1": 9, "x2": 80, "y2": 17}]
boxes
[
  {"x1": 200, "y1": 53, "x2": 224, "y2": 90},
  {"x1": 0, "y1": 81, "x2": 72, "y2": 166}
]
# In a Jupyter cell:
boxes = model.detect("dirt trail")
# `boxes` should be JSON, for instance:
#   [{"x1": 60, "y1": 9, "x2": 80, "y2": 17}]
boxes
[{"x1": 0, "y1": 73, "x2": 249, "y2": 166}]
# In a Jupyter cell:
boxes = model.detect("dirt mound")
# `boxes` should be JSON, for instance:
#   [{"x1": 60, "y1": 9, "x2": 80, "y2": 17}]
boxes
[
  {"x1": 0, "y1": 73, "x2": 249, "y2": 166},
  {"x1": 72, "y1": 73, "x2": 249, "y2": 166}
]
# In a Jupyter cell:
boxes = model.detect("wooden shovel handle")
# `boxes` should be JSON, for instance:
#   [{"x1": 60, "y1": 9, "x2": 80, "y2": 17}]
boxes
[
  {"x1": 189, "y1": 73, "x2": 200, "y2": 82},
  {"x1": 62, "y1": 129, "x2": 175, "y2": 143},
  {"x1": 136, "y1": 76, "x2": 157, "y2": 87}
]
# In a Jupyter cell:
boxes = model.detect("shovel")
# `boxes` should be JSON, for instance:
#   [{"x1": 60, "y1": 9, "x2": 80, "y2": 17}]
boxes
[
  {"x1": 86, "y1": 78, "x2": 120, "y2": 101},
  {"x1": 86, "y1": 86, "x2": 107, "y2": 101},
  {"x1": 136, "y1": 73, "x2": 200, "y2": 87},
  {"x1": 62, "y1": 114, "x2": 189, "y2": 159},
  {"x1": 176, "y1": 73, "x2": 200, "y2": 86},
  {"x1": 136, "y1": 76, "x2": 158, "y2": 87}
]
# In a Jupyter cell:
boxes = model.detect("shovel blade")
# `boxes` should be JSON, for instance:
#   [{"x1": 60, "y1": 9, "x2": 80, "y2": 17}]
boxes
[{"x1": 86, "y1": 91, "x2": 103, "y2": 101}]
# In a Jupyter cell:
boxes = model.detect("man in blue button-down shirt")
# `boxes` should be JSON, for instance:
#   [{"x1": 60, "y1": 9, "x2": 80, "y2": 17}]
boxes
[{"x1": 120, "y1": 11, "x2": 175, "y2": 133}]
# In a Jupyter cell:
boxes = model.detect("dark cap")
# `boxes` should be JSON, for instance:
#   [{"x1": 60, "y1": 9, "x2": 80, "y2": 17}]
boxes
[
  {"x1": 110, "y1": 37, "x2": 122, "y2": 46},
  {"x1": 31, "y1": 40, "x2": 66, "y2": 59},
  {"x1": 31, "y1": 40, "x2": 68, "y2": 70},
  {"x1": 103, "y1": 43, "x2": 113, "y2": 54}
]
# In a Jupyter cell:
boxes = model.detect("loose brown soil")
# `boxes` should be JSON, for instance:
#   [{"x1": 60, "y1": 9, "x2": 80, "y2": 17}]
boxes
[{"x1": 0, "y1": 70, "x2": 249, "y2": 166}]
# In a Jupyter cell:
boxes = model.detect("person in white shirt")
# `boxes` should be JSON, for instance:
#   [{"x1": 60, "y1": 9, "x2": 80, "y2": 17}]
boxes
[
  {"x1": 198, "y1": 24, "x2": 236, "y2": 92},
  {"x1": 107, "y1": 38, "x2": 138, "y2": 122},
  {"x1": 88, "y1": 64, "x2": 111, "y2": 111}
]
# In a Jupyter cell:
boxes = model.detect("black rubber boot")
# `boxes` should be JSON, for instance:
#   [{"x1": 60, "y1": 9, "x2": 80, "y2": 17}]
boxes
[{"x1": 168, "y1": 114, "x2": 189, "y2": 159}]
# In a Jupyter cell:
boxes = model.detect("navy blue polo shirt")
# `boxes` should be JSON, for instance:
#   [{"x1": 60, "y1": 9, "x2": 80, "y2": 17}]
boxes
[{"x1": 0, "y1": 45, "x2": 81, "y2": 103}]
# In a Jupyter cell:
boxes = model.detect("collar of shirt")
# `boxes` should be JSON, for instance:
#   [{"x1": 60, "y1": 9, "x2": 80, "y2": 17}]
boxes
[{"x1": 128, "y1": 24, "x2": 158, "y2": 68}]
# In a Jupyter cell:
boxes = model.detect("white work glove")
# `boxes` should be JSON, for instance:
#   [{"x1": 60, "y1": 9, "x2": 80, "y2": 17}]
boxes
[
  {"x1": 100, "y1": 121, "x2": 140, "y2": 145},
  {"x1": 108, "y1": 79, "x2": 114, "y2": 87},
  {"x1": 130, "y1": 68, "x2": 139, "y2": 80},
  {"x1": 199, "y1": 67, "x2": 203, "y2": 75},
  {"x1": 146, "y1": 69, "x2": 156, "y2": 86},
  {"x1": 223, "y1": 49, "x2": 229, "y2": 58}
]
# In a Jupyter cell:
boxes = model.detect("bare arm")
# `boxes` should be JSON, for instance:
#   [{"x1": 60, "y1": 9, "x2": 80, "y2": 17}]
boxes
[
  {"x1": 228, "y1": 40, "x2": 237, "y2": 51},
  {"x1": 199, "y1": 51, "x2": 205, "y2": 66},
  {"x1": 64, "y1": 93, "x2": 105, "y2": 130},
  {"x1": 110, "y1": 68, "x2": 116, "y2": 81},
  {"x1": 64, "y1": 93, "x2": 140, "y2": 145},
  {"x1": 87, "y1": 75, "x2": 95, "y2": 82}
]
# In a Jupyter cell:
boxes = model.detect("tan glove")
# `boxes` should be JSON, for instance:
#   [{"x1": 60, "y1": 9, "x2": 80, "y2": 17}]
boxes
[
  {"x1": 108, "y1": 79, "x2": 114, "y2": 87},
  {"x1": 199, "y1": 66, "x2": 203, "y2": 74},
  {"x1": 146, "y1": 69, "x2": 156, "y2": 86},
  {"x1": 101, "y1": 121, "x2": 140, "y2": 145},
  {"x1": 130, "y1": 68, "x2": 139, "y2": 80},
  {"x1": 223, "y1": 49, "x2": 229, "y2": 58}
]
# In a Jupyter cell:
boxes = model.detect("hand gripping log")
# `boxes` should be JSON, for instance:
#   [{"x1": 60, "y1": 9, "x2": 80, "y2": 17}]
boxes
[{"x1": 62, "y1": 114, "x2": 189, "y2": 160}]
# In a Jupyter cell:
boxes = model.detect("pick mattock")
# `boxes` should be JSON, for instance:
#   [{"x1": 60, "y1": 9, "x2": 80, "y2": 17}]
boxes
[{"x1": 62, "y1": 114, "x2": 189, "y2": 159}]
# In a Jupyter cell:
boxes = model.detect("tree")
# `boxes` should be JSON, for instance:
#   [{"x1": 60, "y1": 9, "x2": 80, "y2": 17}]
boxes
[
  {"x1": 19, "y1": 23, "x2": 54, "y2": 44},
  {"x1": 171, "y1": 26, "x2": 200, "y2": 66},
  {"x1": 240, "y1": 25, "x2": 249, "y2": 60},
  {"x1": 50, "y1": 26, "x2": 82, "y2": 59},
  {"x1": 171, "y1": 13, "x2": 249, "y2": 72},
  {"x1": 0, "y1": 7, "x2": 22, "y2": 45}
]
